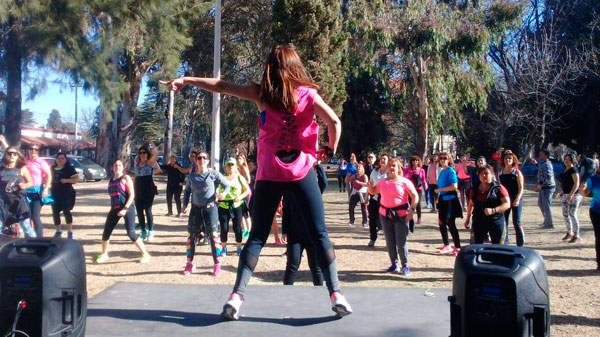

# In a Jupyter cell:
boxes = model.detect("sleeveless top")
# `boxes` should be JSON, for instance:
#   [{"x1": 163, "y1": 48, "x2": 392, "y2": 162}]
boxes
[
  {"x1": 0, "y1": 166, "x2": 24, "y2": 195},
  {"x1": 256, "y1": 86, "x2": 319, "y2": 182},
  {"x1": 472, "y1": 181, "x2": 505, "y2": 223},
  {"x1": 499, "y1": 168, "x2": 519, "y2": 201},
  {"x1": 378, "y1": 177, "x2": 414, "y2": 218},
  {"x1": 218, "y1": 174, "x2": 244, "y2": 209},
  {"x1": 26, "y1": 158, "x2": 49, "y2": 187},
  {"x1": 108, "y1": 176, "x2": 129, "y2": 209}
]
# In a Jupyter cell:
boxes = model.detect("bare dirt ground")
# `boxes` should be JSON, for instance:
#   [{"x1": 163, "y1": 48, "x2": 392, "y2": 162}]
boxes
[{"x1": 30, "y1": 179, "x2": 600, "y2": 336}]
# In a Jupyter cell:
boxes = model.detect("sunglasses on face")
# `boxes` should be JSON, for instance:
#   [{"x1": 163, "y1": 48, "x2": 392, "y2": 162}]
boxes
[
  {"x1": 139, "y1": 151, "x2": 147, "y2": 155},
  {"x1": 196, "y1": 156, "x2": 208, "y2": 160},
  {"x1": 29, "y1": 148, "x2": 39, "y2": 151},
  {"x1": 6, "y1": 152, "x2": 18, "y2": 157},
  {"x1": 439, "y1": 157, "x2": 448, "y2": 160}
]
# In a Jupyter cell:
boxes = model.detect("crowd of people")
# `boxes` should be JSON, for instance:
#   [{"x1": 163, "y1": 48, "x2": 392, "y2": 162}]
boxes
[{"x1": 1, "y1": 43, "x2": 600, "y2": 322}]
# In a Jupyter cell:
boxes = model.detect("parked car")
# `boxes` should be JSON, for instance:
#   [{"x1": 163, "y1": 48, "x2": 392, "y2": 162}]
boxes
[
  {"x1": 520, "y1": 157, "x2": 565, "y2": 179},
  {"x1": 68, "y1": 156, "x2": 107, "y2": 182},
  {"x1": 41, "y1": 157, "x2": 85, "y2": 182},
  {"x1": 319, "y1": 158, "x2": 340, "y2": 174}
]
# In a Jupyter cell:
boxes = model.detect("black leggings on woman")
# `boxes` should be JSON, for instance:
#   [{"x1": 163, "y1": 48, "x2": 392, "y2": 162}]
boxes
[
  {"x1": 102, "y1": 206, "x2": 138, "y2": 241},
  {"x1": 219, "y1": 205, "x2": 243, "y2": 243},
  {"x1": 438, "y1": 199, "x2": 461, "y2": 248},
  {"x1": 135, "y1": 203, "x2": 154, "y2": 232},
  {"x1": 590, "y1": 209, "x2": 600, "y2": 269},
  {"x1": 233, "y1": 171, "x2": 340, "y2": 296}
]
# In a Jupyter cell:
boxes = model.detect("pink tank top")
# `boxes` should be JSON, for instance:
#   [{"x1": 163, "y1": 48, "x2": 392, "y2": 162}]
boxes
[
  {"x1": 256, "y1": 86, "x2": 319, "y2": 182},
  {"x1": 378, "y1": 177, "x2": 414, "y2": 218},
  {"x1": 26, "y1": 157, "x2": 50, "y2": 187}
]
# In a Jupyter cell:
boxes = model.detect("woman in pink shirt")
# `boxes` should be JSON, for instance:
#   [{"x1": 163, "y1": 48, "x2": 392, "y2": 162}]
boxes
[
  {"x1": 404, "y1": 155, "x2": 427, "y2": 227},
  {"x1": 161, "y1": 44, "x2": 351, "y2": 320},
  {"x1": 369, "y1": 158, "x2": 419, "y2": 275},
  {"x1": 25, "y1": 143, "x2": 52, "y2": 237}
]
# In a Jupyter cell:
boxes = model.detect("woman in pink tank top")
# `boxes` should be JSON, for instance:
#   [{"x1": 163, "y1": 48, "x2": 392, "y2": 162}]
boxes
[{"x1": 161, "y1": 44, "x2": 351, "y2": 320}]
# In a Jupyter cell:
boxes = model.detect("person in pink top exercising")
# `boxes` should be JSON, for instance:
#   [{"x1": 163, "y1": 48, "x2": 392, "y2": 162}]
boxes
[{"x1": 160, "y1": 44, "x2": 352, "y2": 320}]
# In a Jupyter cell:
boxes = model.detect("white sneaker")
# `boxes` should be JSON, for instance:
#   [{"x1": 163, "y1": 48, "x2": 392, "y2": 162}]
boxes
[
  {"x1": 330, "y1": 291, "x2": 353, "y2": 318},
  {"x1": 222, "y1": 293, "x2": 243, "y2": 320}
]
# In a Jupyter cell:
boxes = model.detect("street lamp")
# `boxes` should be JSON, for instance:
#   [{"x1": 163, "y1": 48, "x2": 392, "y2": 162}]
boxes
[{"x1": 71, "y1": 82, "x2": 83, "y2": 155}]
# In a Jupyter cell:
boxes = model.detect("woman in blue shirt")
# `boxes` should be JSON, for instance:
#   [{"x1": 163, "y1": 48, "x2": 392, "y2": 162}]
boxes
[
  {"x1": 582, "y1": 168, "x2": 600, "y2": 271},
  {"x1": 434, "y1": 152, "x2": 463, "y2": 256}
]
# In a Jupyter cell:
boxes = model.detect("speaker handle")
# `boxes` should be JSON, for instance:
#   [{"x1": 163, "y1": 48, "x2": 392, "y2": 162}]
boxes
[{"x1": 532, "y1": 305, "x2": 548, "y2": 337}]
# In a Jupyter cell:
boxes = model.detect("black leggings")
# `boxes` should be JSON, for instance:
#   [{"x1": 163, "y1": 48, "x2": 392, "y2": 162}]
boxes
[
  {"x1": 284, "y1": 240, "x2": 323, "y2": 286},
  {"x1": 337, "y1": 175, "x2": 345, "y2": 192},
  {"x1": 409, "y1": 189, "x2": 423, "y2": 228},
  {"x1": 233, "y1": 171, "x2": 339, "y2": 296},
  {"x1": 438, "y1": 199, "x2": 461, "y2": 248},
  {"x1": 472, "y1": 217, "x2": 506, "y2": 244},
  {"x1": 429, "y1": 184, "x2": 438, "y2": 211},
  {"x1": 367, "y1": 197, "x2": 380, "y2": 241},
  {"x1": 591, "y1": 209, "x2": 600, "y2": 268},
  {"x1": 52, "y1": 207, "x2": 73, "y2": 226},
  {"x1": 28, "y1": 194, "x2": 43, "y2": 237},
  {"x1": 219, "y1": 205, "x2": 243, "y2": 243},
  {"x1": 102, "y1": 206, "x2": 138, "y2": 241},
  {"x1": 349, "y1": 193, "x2": 367, "y2": 225},
  {"x1": 135, "y1": 203, "x2": 154, "y2": 231},
  {"x1": 187, "y1": 205, "x2": 220, "y2": 264},
  {"x1": 166, "y1": 185, "x2": 182, "y2": 215}
]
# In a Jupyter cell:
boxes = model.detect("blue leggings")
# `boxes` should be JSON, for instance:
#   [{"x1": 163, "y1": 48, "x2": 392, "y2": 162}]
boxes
[{"x1": 233, "y1": 171, "x2": 340, "y2": 296}]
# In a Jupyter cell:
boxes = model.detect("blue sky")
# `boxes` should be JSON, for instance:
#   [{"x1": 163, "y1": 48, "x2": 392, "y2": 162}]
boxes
[{"x1": 22, "y1": 70, "x2": 149, "y2": 127}]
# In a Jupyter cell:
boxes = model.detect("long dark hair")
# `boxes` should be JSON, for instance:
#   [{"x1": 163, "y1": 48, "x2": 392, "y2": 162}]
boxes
[
  {"x1": 54, "y1": 152, "x2": 73, "y2": 169},
  {"x1": 1, "y1": 147, "x2": 26, "y2": 168},
  {"x1": 259, "y1": 44, "x2": 319, "y2": 112},
  {"x1": 136, "y1": 145, "x2": 154, "y2": 164}
]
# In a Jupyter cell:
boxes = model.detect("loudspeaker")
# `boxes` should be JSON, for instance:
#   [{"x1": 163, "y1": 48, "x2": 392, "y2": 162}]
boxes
[
  {"x1": 448, "y1": 244, "x2": 550, "y2": 337},
  {"x1": 0, "y1": 238, "x2": 87, "y2": 337}
]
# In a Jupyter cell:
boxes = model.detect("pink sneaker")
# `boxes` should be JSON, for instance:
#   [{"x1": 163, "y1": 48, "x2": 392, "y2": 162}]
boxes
[
  {"x1": 438, "y1": 245, "x2": 453, "y2": 254},
  {"x1": 183, "y1": 262, "x2": 195, "y2": 276},
  {"x1": 213, "y1": 263, "x2": 221, "y2": 277},
  {"x1": 274, "y1": 237, "x2": 282, "y2": 245},
  {"x1": 451, "y1": 247, "x2": 461, "y2": 256}
]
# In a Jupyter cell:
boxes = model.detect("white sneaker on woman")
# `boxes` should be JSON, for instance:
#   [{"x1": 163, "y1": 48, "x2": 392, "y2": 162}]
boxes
[
  {"x1": 330, "y1": 291, "x2": 353, "y2": 318},
  {"x1": 222, "y1": 293, "x2": 243, "y2": 320}
]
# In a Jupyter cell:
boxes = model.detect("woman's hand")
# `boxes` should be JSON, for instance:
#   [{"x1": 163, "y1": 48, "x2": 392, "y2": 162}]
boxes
[
  {"x1": 41, "y1": 187, "x2": 49, "y2": 198},
  {"x1": 159, "y1": 78, "x2": 186, "y2": 93},
  {"x1": 18, "y1": 182, "x2": 27, "y2": 190},
  {"x1": 181, "y1": 206, "x2": 188, "y2": 214},
  {"x1": 512, "y1": 199, "x2": 520, "y2": 207},
  {"x1": 464, "y1": 217, "x2": 471, "y2": 229},
  {"x1": 281, "y1": 234, "x2": 287, "y2": 244},
  {"x1": 568, "y1": 194, "x2": 575, "y2": 203},
  {"x1": 434, "y1": 188, "x2": 440, "y2": 194},
  {"x1": 118, "y1": 209, "x2": 127, "y2": 217},
  {"x1": 484, "y1": 208, "x2": 495, "y2": 216},
  {"x1": 216, "y1": 193, "x2": 225, "y2": 201}
]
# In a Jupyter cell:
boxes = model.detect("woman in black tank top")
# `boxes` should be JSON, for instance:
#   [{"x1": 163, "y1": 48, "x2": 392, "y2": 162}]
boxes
[
  {"x1": 499, "y1": 151, "x2": 525, "y2": 246},
  {"x1": 0, "y1": 147, "x2": 36, "y2": 238}
]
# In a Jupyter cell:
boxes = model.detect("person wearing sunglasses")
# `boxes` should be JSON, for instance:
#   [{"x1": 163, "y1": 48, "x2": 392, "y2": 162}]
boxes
[
  {"x1": 161, "y1": 44, "x2": 352, "y2": 320},
  {"x1": 0, "y1": 147, "x2": 36, "y2": 238},
  {"x1": 133, "y1": 144, "x2": 161, "y2": 241},
  {"x1": 434, "y1": 152, "x2": 463, "y2": 256},
  {"x1": 181, "y1": 151, "x2": 230, "y2": 277},
  {"x1": 25, "y1": 143, "x2": 52, "y2": 237}
]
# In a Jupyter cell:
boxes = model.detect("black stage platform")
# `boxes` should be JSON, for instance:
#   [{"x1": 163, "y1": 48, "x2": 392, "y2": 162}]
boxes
[{"x1": 87, "y1": 282, "x2": 450, "y2": 337}]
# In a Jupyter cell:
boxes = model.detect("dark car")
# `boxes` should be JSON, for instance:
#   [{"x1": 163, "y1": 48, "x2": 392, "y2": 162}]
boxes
[{"x1": 520, "y1": 158, "x2": 565, "y2": 179}]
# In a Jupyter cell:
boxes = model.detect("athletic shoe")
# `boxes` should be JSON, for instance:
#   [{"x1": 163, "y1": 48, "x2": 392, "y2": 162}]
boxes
[
  {"x1": 348, "y1": 223, "x2": 354, "y2": 227},
  {"x1": 222, "y1": 293, "x2": 243, "y2": 320},
  {"x1": 362, "y1": 223, "x2": 368, "y2": 228},
  {"x1": 140, "y1": 229, "x2": 148, "y2": 239},
  {"x1": 176, "y1": 213, "x2": 182, "y2": 218},
  {"x1": 562, "y1": 233, "x2": 573, "y2": 241},
  {"x1": 401, "y1": 265, "x2": 411, "y2": 276},
  {"x1": 147, "y1": 230, "x2": 155, "y2": 242},
  {"x1": 274, "y1": 237, "x2": 282, "y2": 245},
  {"x1": 237, "y1": 247, "x2": 243, "y2": 256},
  {"x1": 221, "y1": 247, "x2": 228, "y2": 257},
  {"x1": 183, "y1": 262, "x2": 195, "y2": 276},
  {"x1": 416, "y1": 219, "x2": 421, "y2": 225},
  {"x1": 54, "y1": 231, "x2": 63, "y2": 238},
  {"x1": 242, "y1": 230, "x2": 249, "y2": 239},
  {"x1": 165, "y1": 212, "x2": 173, "y2": 216},
  {"x1": 569, "y1": 236, "x2": 582, "y2": 243},
  {"x1": 451, "y1": 247, "x2": 461, "y2": 256},
  {"x1": 438, "y1": 245, "x2": 453, "y2": 254},
  {"x1": 387, "y1": 263, "x2": 399, "y2": 273},
  {"x1": 67, "y1": 231, "x2": 73, "y2": 239},
  {"x1": 139, "y1": 253, "x2": 151, "y2": 264},
  {"x1": 213, "y1": 263, "x2": 221, "y2": 277},
  {"x1": 367, "y1": 240, "x2": 375, "y2": 247},
  {"x1": 330, "y1": 291, "x2": 353, "y2": 318},
  {"x1": 95, "y1": 253, "x2": 109, "y2": 264}
]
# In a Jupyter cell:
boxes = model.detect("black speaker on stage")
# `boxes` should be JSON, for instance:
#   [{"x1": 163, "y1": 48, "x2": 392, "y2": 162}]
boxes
[
  {"x1": 0, "y1": 238, "x2": 87, "y2": 337},
  {"x1": 448, "y1": 245, "x2": 550, "y2": 337}
]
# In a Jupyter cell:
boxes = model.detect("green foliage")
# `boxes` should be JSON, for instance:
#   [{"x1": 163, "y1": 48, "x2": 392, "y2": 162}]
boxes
[
  {"x1": 21, "y1": 109, "x2": 37, "y2": 126},
  {"x1": 272, "y1": 0, "x2": 349, "y2": 114},
  {"x1": 47, "y1": 109, "x2": 63, "y2": 130}
]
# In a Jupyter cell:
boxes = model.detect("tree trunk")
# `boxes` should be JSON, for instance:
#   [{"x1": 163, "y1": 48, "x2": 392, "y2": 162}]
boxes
[
  {"x1": 5, "y1": 16, "x2": 22, "y2": 146},
  {"x1": 96, "y1": 108, "x2": 118, "y2": 170},
  {"x1": 411, "y1": 56, "x2": 429, "y2": 159},
  {"x1": 117, "y1": 78, "x2": 141, "y2": 169}
]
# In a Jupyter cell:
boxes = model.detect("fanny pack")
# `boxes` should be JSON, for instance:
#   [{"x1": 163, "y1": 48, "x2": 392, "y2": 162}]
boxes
[{"x1": 380, "y1": 203, "x2": 409, "y2": 220}]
